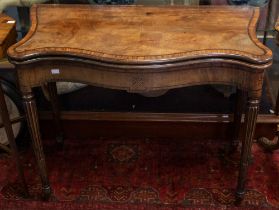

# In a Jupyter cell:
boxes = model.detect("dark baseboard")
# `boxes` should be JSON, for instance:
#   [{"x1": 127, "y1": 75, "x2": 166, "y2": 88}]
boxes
[{"x1": 40, "y1": 111, "x2": 278, "y2": 140}]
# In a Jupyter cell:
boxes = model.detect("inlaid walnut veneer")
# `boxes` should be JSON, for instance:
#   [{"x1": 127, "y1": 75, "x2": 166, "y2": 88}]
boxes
[{"x1": 7, "y1": 4, "x2": 273, "y2": 203}]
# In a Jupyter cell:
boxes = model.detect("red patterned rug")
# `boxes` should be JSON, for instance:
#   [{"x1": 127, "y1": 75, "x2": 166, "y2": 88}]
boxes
[{"x1": 0, "y1": 137, "x2": 279, "y2": 209}]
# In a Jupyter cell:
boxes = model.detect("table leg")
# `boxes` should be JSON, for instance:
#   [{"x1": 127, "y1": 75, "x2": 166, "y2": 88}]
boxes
[
  {"x1": 236, "y1": 98, "x2": 259, "y2": 203},
  {"x1": 23, "y1": 92, "x2": 51, "y2": 200},
  {"x1": 46, "y1": 82, "x2": 63, "y2": 146},
  {"x1": 230, "y1": 89, "x2": 246, "y2": 153},
  {"x1": 0, "y1": 85, "x2": 29, "y2": 197}
]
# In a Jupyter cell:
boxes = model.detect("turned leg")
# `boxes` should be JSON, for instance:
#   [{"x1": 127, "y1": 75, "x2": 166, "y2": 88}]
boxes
[
  {"x1": 46, "y1": 82, "x2": 63, "y2": 146},
  {"x1": 0, "y1": 85, "x2": 29, "y2": 197},
  {"x1": 23, "y1": 92, "x2": 51, "y2": 200},
  {"x1": 236, "y1": 98, "x2": 259, "y2": 203},
  {"x1": 230, "y1": 89, "x2": 246, "y2": 153}
]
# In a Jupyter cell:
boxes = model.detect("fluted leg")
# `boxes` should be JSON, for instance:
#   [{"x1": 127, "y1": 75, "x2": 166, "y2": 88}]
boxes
[
  {"x1": 236, "y1": 98, "x2": 259, "y2": 203},
  {"x1": 47, "y1": 82, "x2": 63, "y2": 146},
  {"x1": 0, "y1": 85, "x2": 29, "y2": 197},
  {"x1": 230, "y1": 89, "x2": 246, "y2": 153},
  {"x1": 23, "y1": 92, "x2": 51, "y2": 200}
]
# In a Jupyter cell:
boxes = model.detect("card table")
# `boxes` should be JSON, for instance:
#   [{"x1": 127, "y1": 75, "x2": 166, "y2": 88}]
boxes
[{"x1": 7, "y1": 4, "x2": 273, "y2": 202}]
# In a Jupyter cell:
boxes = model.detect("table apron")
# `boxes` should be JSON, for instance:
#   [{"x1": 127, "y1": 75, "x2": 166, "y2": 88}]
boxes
[{"x1": 16, "y1": 61, "x2": 265, "y2": 98}]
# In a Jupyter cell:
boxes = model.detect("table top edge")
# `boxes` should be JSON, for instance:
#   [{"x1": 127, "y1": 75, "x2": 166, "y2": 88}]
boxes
[{"x1": 7, "y1": 4, "x2": 273, "y2": 66}]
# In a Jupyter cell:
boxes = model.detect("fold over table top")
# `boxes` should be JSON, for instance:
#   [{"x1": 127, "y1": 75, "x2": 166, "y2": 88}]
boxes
[{"x1": 8, "y1": 4, "x2": 272, "y2": 65}]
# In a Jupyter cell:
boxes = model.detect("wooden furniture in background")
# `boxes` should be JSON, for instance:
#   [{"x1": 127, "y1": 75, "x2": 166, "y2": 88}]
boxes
[
  {"x1": 0, "y1": 13, "x2": 28, "y2": 196},
  {"x1": 0, "y1": 14, "x2": 16, "y2": 59},
  {"x1": 0, "y1": 13, "x2": 17, "y2": 153},
  {"x1": 258, "y1": 17, "x2": 279, "y2": 151},
  {"x1": 7, "y1": 4, "x2": 273, "y2": 203}
]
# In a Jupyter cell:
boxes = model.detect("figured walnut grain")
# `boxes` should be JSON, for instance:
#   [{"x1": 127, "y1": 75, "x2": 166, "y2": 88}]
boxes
[{"x1": 8, "y1": 4, "x2": 272, "y2": 65}]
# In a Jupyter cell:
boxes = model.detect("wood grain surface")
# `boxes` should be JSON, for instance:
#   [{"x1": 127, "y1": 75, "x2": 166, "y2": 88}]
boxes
[{"x1": 8, "y1": 4, "x2": 272, "y2": 65}]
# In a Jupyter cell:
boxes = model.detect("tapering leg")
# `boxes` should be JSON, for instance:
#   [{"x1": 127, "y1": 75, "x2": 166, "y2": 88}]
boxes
[
  {"x1": 47, "y1": 82, "x2": 63, "y2": 146},
  {"x1": 236, "y1": 98, "x2": 259, "y2": 203},
  {"x1": 0, "y1": 85, "x2": 29, "y2": 197},
  {"x1": 230, "y1": 89, "x2": 246, "y2": 153},
  {"x1": 23, "y1": 92, "x2": 51, "y2": 200}
]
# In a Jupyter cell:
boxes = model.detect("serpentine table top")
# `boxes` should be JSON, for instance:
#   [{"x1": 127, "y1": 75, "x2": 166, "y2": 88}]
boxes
[
  {"x1": 8, "y1": 4, "x2": 271, "y2": 65},
  {"x1": 6, "y1": 4, "x2": 273, "y2": 202}
]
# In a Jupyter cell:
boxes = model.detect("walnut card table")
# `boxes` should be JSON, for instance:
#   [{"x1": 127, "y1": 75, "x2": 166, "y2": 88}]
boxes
[{"x1": 7, "y1": 4, "x2": 273, "y2": 203}]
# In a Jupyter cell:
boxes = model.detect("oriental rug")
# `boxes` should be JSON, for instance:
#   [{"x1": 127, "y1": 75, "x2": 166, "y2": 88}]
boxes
[{"x1": 0, "y1": 137, "x2": 279, "y2": 209}]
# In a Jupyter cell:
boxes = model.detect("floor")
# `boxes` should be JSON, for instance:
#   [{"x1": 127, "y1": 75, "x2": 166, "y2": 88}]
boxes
[{"x1": 1, "y1": 137, "x2": 279, "y2": 209}]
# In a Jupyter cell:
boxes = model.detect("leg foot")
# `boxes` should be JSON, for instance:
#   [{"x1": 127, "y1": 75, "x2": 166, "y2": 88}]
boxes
[
  {"x1": 257, "y1": 134, "x2": 279, "y2": 152},
  {"x1": 42, "y1": 185, "x2": 51, "y2": 200},
  {"x1": 235, "y1": 191, "x2": 244, "y2": 206}
]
